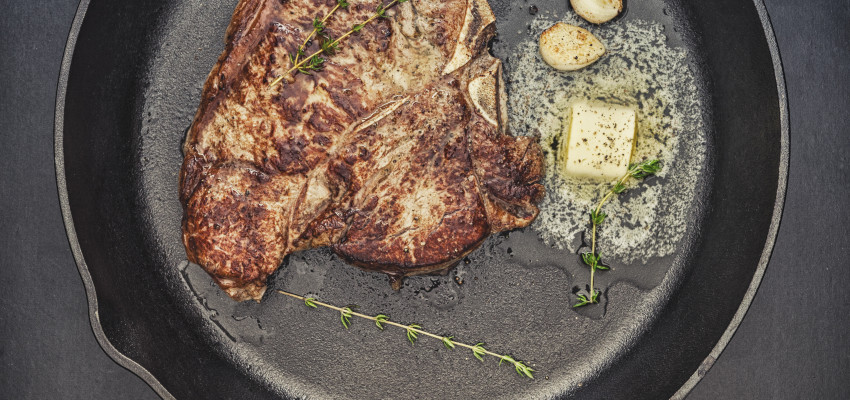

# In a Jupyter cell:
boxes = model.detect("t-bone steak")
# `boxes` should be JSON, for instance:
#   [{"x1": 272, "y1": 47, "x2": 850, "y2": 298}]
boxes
[{"x1": 180, "y1": 0, "x2": 545, "y2": 301}]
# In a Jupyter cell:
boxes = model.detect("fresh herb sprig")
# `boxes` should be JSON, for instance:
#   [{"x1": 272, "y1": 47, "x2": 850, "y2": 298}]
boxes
[
  {"x1": 291, "y1": 0, "x2": 350, "y2": 66},
  {"x1": 269, "y1": 0, "x2": 410, "y2": 88},
  {"x1": 574, "y1": 159, "x2": 661, "y2": 307},
  {"x1": 277, "y1": 290, "x2": 535, "y2": 378}
]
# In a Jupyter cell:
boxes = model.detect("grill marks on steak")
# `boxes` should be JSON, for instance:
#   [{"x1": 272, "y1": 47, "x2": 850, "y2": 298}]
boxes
[{"x1": 181, "y1": 0, "x2": 544, "y2": 301}]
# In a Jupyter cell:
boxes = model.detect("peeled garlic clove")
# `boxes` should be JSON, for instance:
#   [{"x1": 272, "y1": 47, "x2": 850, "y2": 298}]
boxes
[
  {"x1": 539, "y1": 22, "x2": 606, "y2": 71},
  {"x1": 570, "y1": 0, "x2": 623, "y2": 24}
]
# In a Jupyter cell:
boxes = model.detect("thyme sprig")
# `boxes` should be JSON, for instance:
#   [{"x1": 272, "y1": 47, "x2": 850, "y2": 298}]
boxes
[
  {"x1": 277, "y1": 290, "x2": 535, "y2": 378},
  {"x1": 291, "y1": 0, "x2": 350, "y2": 66},
  {"x1": 340, "y1": 306, "x2": 355, "y2": 329},
  {"x1": 269, "y1": 0, "x2": 410, "y2": 88},
  {"x1": 288, "y1": 52, "x2": 325, "y2": 75},
  {"x1": 575, "y1": 159, "x2": 661, "y2": 307}
]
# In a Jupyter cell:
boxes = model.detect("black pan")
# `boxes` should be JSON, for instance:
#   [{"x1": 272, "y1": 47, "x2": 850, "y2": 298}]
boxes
[{"x1": 55, "y1": 0, "x2": 787, "y2": 398}]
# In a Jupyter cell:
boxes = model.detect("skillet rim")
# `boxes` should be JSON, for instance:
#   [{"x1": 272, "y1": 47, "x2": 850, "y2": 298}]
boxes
[
  {"x1": 54, "y1": 0, "x2": 176, "y2": 399},
  {"x1": 53, "y1": 0, "x2": 789, "y2": 398},
  {"x1": 670, "y1": 0, "x2": 789, "y2": 397}
]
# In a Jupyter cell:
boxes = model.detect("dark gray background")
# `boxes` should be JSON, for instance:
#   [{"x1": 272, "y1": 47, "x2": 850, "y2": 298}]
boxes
[{"x1": 1, "y1": 0, "x2": 847, "y2": 398}]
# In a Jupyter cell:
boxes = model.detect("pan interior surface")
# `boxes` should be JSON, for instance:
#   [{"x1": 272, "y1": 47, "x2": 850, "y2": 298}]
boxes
[{"x1": 57, "y1": 0, "x2": 784, "y2": 398}]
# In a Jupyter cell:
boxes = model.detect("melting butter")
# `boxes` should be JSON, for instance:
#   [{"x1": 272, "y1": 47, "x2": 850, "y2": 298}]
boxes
[
  {"x1": 561, "y1": 101, "x2": 637, "y2": 180},
  {"x1": 507, "y1": 16, "x2": 709, "y2": 263}
]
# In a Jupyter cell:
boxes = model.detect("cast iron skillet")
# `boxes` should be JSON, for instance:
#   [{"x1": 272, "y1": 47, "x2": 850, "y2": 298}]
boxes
[{"x1": 55, "y1": 0, "x2": 787, "y2": 398}]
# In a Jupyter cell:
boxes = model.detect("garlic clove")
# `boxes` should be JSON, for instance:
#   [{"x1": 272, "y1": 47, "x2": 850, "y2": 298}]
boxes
[
  {"x1": 570, "y1": 0, "x2": 623, "y2": 24},
  {"x1": 539, "y1": 23, "x2": 606, "y2": 71}
]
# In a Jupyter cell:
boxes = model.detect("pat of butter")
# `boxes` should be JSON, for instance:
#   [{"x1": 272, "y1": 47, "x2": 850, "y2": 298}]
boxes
[{"x1": 560, "y1": 102, "x2": 636, "y2": 180}]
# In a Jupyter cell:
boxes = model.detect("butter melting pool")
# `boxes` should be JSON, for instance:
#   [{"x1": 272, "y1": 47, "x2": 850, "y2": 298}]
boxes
[{"x1": 507, "y1": 15, "x2": 709, "y2": 265}]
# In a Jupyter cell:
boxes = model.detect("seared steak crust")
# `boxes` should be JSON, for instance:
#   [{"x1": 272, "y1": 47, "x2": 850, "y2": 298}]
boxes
[{"x1": 181, "y1": 0, "x2": 544, "y2": 301}]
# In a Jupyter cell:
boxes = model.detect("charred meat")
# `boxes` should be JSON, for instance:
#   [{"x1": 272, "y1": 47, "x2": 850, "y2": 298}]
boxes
[{"x1": 180, "y1": 0, "x2": 544, "y2": 301}]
